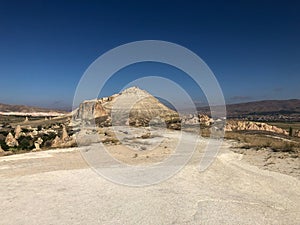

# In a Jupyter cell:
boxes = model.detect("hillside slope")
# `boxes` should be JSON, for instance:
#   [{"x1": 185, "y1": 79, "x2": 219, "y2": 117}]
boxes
[{"x1": 0, "y1": 103, "x2": 67, "y2": 116}]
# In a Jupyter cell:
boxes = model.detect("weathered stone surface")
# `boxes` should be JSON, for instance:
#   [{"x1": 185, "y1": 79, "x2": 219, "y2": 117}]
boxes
[
  {"x1": 34, "y1": 137, "x2": 43, "y2": 150},
  {"x1": 51, "y1": 136, "x2": 61, "y2": 148},
  {"x1": 0, "y1": 145, "x2": 4, "y2": 155},
  {"x1": 5, "y1": 133, "x2": 18, "y2": 147},
  {"x1": 225, "y1": 120, "x2": 288, "y2": 135},
  {"x1": 61, "y1": 125, "x2": 69, "y2": 141},
  {"x1": 181, "y1": 114, "x2": 215, "y2": 126},
  {"x1": 182, "y1": 114, "x2": 199, "y2": 125},
  {"x1": 199, "y1": 114, "x2": 213, "y2": 126},
  {"x1": 14, "y1": 125, "x2": 22, "y2": 139},
  {"x1": 51, "y1": 128, "x2": 76, "y2": 148},
  {"x1": 73, "y1": 87, "x2": 181, "y2": 130}
]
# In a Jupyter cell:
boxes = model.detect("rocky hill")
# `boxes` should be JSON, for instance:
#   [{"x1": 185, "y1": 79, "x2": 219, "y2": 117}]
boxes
[
  {"x1": 198, "y1": 99, "x2": 300, "y2": 121},
  {"x1": 226, "y1": 99, "x2": 300, "y2": 114},
  {"x1": 73, "y1": 87, "x2": 181, "y2": 129}
]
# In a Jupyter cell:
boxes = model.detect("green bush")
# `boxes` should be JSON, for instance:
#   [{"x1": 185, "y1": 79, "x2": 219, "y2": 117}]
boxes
[
  {"x1": 39, "y1": 132, "x2": 56, "y2": 147},
  {"x1": 43, "y1": 140, "x2": 52, "y2": 148},
  {"x1": 0, "y1": 131, "x2": 8, "y2": 137},
  {"x1": 0, "y1": 140, "x2": 9, "y2": 151},
  {"x1": 17, "y1": 136, "x2": 34, "y2": 150},
  {"x1": 22, "y1": 128, "x2": 29, "y2": 133}
]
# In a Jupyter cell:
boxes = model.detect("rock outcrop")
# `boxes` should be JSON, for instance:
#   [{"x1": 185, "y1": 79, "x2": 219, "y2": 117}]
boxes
[
  {"x1": 181, "y1": 114, "x2": 199, "y2": 125},
  {"x1": 61, "y1": 125, "x2": 69, "y2": 140},
  {"x1": 34, "y1": 137, "x2": 43, "y2": 151},
  {"x1": 0, "y1": 145, "x2": 9, "y2": 156},
  {"x1": 51, "y1": 135, "x2": 76, "y2": 148},
  {"x1": 182, "y1": 114, "x2": 291, "y2": 136},
  {"x1": 181, "y1": 114, "x2": 215, "y2": 126},
  {"x1": 199, "y1": 114, "x2": 214, "y2": 126},
  {"x1": 51, "y1": 136, "x2": 61, "y2": 148},
  {"x1": 51, "y1": 125, "x2": 76, "y2": 148},
  {"x1": 14, "y1": 125, "x2": 22, "y2": 139},
  {"x1": 225, "y1": 120, "x2": 288, "y2": 135},
  {"x1": 73, "y1": 87, "x2": 181, "y2": 130},
  {"x1": 5, "y1": 133, "x2": 19, "y2": 147},
  {"x1": 0, "y1": 145, "x2": 4, "y2": 155}
]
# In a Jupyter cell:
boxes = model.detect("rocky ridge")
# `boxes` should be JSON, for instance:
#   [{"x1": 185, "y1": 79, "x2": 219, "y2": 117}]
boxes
[{"x1": 225, "y1": 120, "x2": 289, "y2": 135}]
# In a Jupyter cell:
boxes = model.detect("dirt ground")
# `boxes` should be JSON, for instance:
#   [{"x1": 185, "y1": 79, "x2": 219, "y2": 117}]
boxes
[
  {"x1": 229, "y1": 140, "x2": 300, "y2": 179},
  {"x1": 0, "y1": 131, "x2": 299, "y2": 224}
]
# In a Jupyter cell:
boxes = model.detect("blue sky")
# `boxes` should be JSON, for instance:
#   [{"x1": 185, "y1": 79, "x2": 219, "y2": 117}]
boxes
[{"x1": 0, "y1": 0, "x2": 299, "y2": 109}]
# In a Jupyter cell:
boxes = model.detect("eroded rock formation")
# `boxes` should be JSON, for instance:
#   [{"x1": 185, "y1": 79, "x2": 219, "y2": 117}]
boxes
[
  {"x1": 51, "y1": 125, "x2": 75, "y2": 148},
  {"x1": 0, "y1": 145, "x2": 4, "y2": 155},
  {"x1": 61, "y1": 125, "x2": 69, "y2": 140},
  {"x1": 199, "y1": 114, "x2": 214, "y2": 126},
  {"x1": 14, "y1": 125, "x2": 22, "y2": 139},
  {"x1": 73, "y1": 87, "x2": 181, "y2": 130},
  {"x1": 5, "y1": 133, "x2": 19, "y2": 147},
  {"x1": 34, "y1": 137, "x2": 43, "y2": 151},
  {"x1": 225, "y1": 120, "x2": 288, "y2": 135}
]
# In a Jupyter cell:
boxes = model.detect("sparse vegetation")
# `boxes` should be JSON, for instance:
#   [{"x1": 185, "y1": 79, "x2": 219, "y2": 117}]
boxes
[
  {"x1": 269, "y1": 122, "x2": 300, "y2": 132},
  {"x1": 0, "y1": 140, "x2": 9, "y2": 151},
  {"x1": 38, "y1": 132, "x2": 56, "y2": 148},
  {"x1": 102, "y1": 137, "x2": 120, "y2": 145},
  {"x1": 17, "y1": 136, "x2": 34, "y2": 150},
  {"x1": 0, "y1": 115, "x2": 75, "y2": 155},
  {"x1": 225, "y1": 131, "x2": 300, "y2": 153}
]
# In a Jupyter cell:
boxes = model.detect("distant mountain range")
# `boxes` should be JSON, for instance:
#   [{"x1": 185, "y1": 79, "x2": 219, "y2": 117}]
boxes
[
  {"x1": 225, "y1": 99, "x2": 300, "y2": 116},
  {"x1": 0, "y1": 103, "x2": 67, "y2": 117},
  {"x1": 1, "y1": 99, "x2": 300, "y2": 120},
  {"x1": 197, "y1": 99, "x2": 300, "y2": 121}
]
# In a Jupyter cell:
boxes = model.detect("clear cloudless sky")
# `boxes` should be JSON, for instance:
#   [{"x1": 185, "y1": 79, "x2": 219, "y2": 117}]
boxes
[{"x1": 0, "y1": 0, "x2": 299, "y2": 109}]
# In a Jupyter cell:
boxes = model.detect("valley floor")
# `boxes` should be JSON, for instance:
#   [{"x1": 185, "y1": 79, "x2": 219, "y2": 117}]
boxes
[{"x1": 0, "y1": 134, "x2": 299, "y2": 224}]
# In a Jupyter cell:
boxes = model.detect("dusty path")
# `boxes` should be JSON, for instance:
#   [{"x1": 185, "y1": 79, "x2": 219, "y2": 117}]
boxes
[{"x1": 0, "y1": 138, "x2": 299, "y2": 224}]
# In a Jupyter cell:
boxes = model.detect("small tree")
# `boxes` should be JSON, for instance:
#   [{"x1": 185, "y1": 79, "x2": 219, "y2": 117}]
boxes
[{"x1": 289, "y1": 127, "x2": 293, "y2": 137}]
